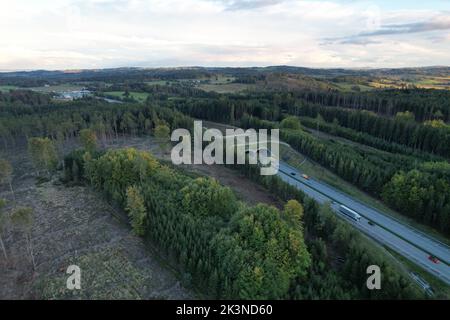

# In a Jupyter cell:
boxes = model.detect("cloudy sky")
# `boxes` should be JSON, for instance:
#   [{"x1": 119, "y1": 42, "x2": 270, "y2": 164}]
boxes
[{"x1": 1, "y1": 0, "x2": 449, "y2": 70}]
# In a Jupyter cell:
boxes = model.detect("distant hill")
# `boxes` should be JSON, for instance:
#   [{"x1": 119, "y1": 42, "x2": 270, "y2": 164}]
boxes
[{"x1": 0, "y1": 65, "x2": 448, "y2": 91}]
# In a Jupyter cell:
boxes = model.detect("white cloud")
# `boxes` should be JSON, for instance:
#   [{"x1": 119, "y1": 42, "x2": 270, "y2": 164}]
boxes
[{"x1": 0, "y1": 0, "x2": 448, "y2": 70}]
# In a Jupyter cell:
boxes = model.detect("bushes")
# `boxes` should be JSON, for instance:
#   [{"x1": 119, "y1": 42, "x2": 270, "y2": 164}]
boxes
[{"x1": 280, "y1": 116, "x2": 301, "y2": 130}]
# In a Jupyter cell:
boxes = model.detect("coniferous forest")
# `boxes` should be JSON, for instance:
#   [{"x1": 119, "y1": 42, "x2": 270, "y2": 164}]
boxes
[{"x1": 1, "y1": 66, "x2": 449, "y2": 300}]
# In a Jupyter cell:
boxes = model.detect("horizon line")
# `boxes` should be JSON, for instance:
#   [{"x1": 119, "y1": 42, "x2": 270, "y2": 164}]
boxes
[{"x1": 1, "y1": 64, "x2": 449, "y2": 74}]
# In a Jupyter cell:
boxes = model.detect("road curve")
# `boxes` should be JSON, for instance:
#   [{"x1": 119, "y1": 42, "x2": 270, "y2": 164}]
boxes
[{"x1": 202, "y1": 121, "x2": 450, "y2": 285}]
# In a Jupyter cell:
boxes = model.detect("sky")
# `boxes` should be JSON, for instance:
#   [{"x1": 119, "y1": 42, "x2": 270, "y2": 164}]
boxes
[{"x1": 0, "y1": 0, "x2": 449, "y2": 70}]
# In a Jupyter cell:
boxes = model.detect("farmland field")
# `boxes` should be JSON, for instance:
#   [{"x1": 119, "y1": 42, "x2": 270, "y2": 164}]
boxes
[
  {"x1": 0, "y1": 85, "x2": 18, "y2": 92},
  {"x1": 30, "y1": 84, "x2": 85, "y2": 93},
  {"x1": 369, "y1": 76, "x2": 450, "y2": 90},
  {"x1": 198, "y1": 83, "x2": 255, "y2": 93},
  {"x1": 104, "y1": 91, "x2": 150, "y2": 102}
]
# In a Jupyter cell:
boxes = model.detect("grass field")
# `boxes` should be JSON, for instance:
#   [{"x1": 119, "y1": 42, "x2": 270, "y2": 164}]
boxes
[
  {"x1": 104, "y1": 91, "x2": 150, "y2": 102},
  {"x1": 207, "y1": 74, "x2": 235, "y2": 84},
  {"x1": 30, "y1": 84, "x2": 85, "y2": 93},
  {"x1": 370, "y1": 76, "x2": 450, "y2": 90},
  {"x1": 145, "y1": 80, "x2": 172, "y2": 86},
  {"x1": 331, "y1": 82, "x2": 374, "y2": 92},
  {"x1": 0, "y1": 85, "x2": 19, "y2": 92},
  {"x1": 413, "y1": 76, "x2": 450, "y2": 89},
  {"x1": 198, "y1": 83, "x2": 255, "y2": 93}
]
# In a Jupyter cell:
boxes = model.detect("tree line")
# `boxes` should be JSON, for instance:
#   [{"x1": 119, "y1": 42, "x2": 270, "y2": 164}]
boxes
[
  {"x1": 0, "y1": 99, "x2": 193, "y2": 149},
  {"x1": 298, "y1": 116, "x2": 443, "y2": 161},
  {"x1": 288, "y1": 89, "x2": 450, "y2": 122},
  {"x1": 169, "y1": 92, "x2": 450, "y2": 158},
  {"x1": 382, "y1": 165, "x2": 450, "y2": 234},
  {"x1": 284, "y1": 102, "x2": 450, "y2": 159}
]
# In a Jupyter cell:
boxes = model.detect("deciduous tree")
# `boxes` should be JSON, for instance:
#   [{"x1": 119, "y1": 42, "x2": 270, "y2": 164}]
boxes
[
  {"x1": 0, "y1": 159, "x2": 15, "y2": 203},
  {"x1": 79, "y1": 128, "x2": 98, "y2": 153},
  {"x1": 11, "y1": 207, "x2": 35, "y2": 270},
  {"x1": 125, "y1": 186, "x2": 147, "y2": 236},
  {"x1": 28, "y1": 137, "x2": 58, "y2": 176},
  {"x1": 154, "y1": 123, "x2": 170, "y2": 154}
]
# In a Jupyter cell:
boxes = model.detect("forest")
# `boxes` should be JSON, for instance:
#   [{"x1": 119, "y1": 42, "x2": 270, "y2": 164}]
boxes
[
  {"x1": 2, "y1": 66, "x2": 449, "y2": 299},
  {"x1": 62, "y1": 145, "x2": 422, "y2": 299},
  {"x1": 167, "y1": 90, "x2": 450, "y2": 236},
  {"x1": 1, "y1": 84, "x2": 449, "y2": 236}
]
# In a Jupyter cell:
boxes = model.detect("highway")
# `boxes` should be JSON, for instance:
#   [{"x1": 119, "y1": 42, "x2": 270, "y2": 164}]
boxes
[
  {"x1": 202, "y1": 120, "x2": 450, "y2": 286},
  {"x1": 277, "y1": 161, "x2": 450, "y2": 285}
]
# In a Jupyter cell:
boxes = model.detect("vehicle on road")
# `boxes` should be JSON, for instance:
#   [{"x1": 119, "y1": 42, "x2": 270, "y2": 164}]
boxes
[
  {"x1": 290, "y1": 172, "x2": 296, "y2": 176},
  {"x1": 339, "y1": 205, "x2": 361, "y2": 222},
  {"x1": 428, "y1": 255, "x2": 440, "y2": 264},
  {"x1": 302, "y1": 174, "x2": 310, "y2": 180},
  {"x1": 368, "y1": 220, "x2": 375, "y2": 226}
]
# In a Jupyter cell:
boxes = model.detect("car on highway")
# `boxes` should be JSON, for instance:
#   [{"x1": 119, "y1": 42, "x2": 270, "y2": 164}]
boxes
[
  {"x1": 368, "y1": 220, "x2": 375, "y2": 226},
  {"x1": 428, "y1": 255, "x2": 440, "y2": 264},
  {"x1": 290, "y1": 172, "x2": 296, "y2": 176},
  {"x1": 302, "y1": 174, "x2": 310, "y2": 180}
]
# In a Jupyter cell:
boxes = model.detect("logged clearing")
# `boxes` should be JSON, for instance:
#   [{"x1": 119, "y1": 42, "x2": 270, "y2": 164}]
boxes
[
  {"x1": 106, "y1": 136, "x2": 282, "y2": 208},
  {"x1": 0, "y1": 135, "x2": 282, "y2": 299},
  {"x1": 0, "y1": 144, "x2": 192, "y2": 300}
]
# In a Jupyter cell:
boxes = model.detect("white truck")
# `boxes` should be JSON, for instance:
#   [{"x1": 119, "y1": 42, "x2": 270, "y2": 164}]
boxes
[{"x1": 339, "y1": 205, "x2": 361, "y2": 222}]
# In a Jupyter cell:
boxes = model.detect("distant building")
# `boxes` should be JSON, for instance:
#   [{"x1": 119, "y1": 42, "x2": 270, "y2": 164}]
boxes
[{"x1": 57, "y1": 89, "x2": 91, "y2": 100}]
